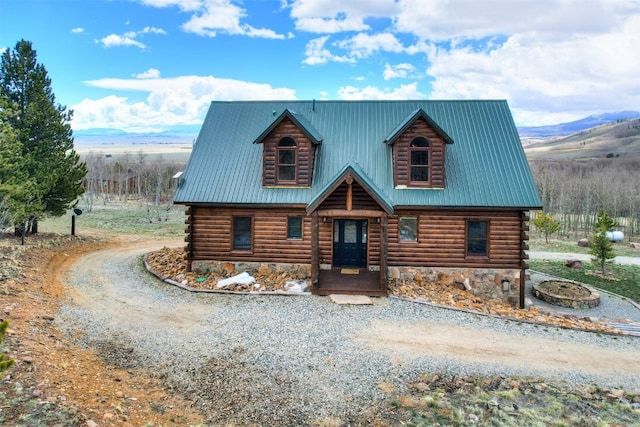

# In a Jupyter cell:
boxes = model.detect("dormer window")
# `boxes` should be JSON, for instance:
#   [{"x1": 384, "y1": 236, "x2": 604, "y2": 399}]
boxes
[
  {"x1": 409, "y1": 137, "x2": 430, "y2": 184},
  {"x1": 277, "y1": 137, "x2": 297, "y2": 184}
]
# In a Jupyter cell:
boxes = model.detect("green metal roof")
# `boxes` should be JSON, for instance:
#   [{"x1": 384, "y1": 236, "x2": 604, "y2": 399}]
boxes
[
  {"x1": 253, "y1": 108, "x2": 323, "y2": 145},
  {"x1": 174, "y1": 100, "x2": 542, "y2": 209},
  {"x1": 384, "y1": 108, "x2": 454, "y2": 145}
]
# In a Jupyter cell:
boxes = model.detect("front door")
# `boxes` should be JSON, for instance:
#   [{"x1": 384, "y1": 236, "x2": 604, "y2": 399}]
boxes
[{"x1": 333, "y1": 219, "x2": 368, "y2": 268}]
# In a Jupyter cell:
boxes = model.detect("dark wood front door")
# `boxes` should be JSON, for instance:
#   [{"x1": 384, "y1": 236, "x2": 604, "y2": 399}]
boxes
[{"x1": 333, "y1": 219, "x2": 367, "y2": 268}]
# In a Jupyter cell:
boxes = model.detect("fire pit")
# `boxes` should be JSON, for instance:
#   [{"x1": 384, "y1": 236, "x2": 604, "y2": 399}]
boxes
[{"x1": 532, "y1": 280, "x2": 600, "y2": 309}]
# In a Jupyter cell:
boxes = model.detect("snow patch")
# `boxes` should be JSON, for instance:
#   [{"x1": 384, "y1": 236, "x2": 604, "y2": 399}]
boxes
[
  {"x1": 284, "y1": 280, "x2": 308, "y2": 293},
  {"x1": 217, "y1": 272, "x2": 256, "y2": 289}
]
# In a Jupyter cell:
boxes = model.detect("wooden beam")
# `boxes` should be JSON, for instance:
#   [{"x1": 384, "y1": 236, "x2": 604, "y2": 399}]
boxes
[
  {"x1": 311, "y1": 211, "x2": 319, "y2": 286},
  {"x1": 316, "y1": 209, "x2": 383, "y2": 218},
  {"x1": 519, "y1": 268, "x2": 526, "y2": 309},
  {"x1": 380, "y1": 215, "x2": 388, "y2": 291},
  {"x1": 346, "y1": 181, "x2": 353, "y2": 211}
]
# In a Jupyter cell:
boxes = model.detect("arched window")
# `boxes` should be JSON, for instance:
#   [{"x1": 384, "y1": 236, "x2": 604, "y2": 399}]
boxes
[
  {"x1": 277, "y1": 137, "x2": 297, "y2": 183},
  {"x1": 409, "y1": 137, "x2": 430, "y2": 184}
]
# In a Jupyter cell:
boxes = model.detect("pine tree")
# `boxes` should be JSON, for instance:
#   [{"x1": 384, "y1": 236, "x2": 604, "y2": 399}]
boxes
[
  {"x1": 532, "y1": 211, "x2": 561, "y2": 244},
  {"x1": 0, "y1": 39, "x2": 86, "y2": 234},
  {"x1": 0, "y1": 319, "x2": 15, "y2": 379},
  {"x1": 589, "y1": 210, "x2": 616, "y2": 276},
  {"x1": 0, "y1": 99, "x2": 40, "y2": 229}
]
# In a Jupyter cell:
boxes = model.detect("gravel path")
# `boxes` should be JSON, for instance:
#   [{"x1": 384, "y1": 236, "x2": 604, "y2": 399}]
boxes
[
  {"x1": 56, "y1": 244, "x2": 640, "y2": 425},
  {"x1": 530, "y1": 251, "x2": 640, "y2": 266}
]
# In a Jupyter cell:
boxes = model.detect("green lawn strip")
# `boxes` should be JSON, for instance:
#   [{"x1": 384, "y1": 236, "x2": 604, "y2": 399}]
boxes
[
  {"x1": 529, "y1": 238, "x2": 640, "y2": 258},
  {"x1": 529, "y1": 260, "x2": 640, "y2": 303},
  {"x1": 388, "y1": 374, "x2": 640, "y2": 427}
]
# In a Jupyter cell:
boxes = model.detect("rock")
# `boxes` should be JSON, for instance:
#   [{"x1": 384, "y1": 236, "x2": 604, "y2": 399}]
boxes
[
  {"x1": 630, "y1": 242, "x2": 640, "y2": 249},
  {"x1": 222, "y1": 262, "x2": 235, "y2": 275},
  {"x1": 86, "y1": 421, "x2": 99, "y2": 427},
  {"x1": 565, "y1": 259, "x2": 582, "y2": 269},
  {"x1": 577, "y1": 238, "x2": 589, "y2": 247}
]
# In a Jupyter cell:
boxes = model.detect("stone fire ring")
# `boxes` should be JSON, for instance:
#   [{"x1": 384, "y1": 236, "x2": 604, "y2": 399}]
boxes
[{"x1": 532, "y1": 280, "x2": 601, "y2": 309}]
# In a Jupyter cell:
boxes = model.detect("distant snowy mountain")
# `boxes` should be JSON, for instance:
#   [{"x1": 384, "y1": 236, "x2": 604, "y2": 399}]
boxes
[{"x1": 518, "y1": 111, "x2": 640, "y2": 138}]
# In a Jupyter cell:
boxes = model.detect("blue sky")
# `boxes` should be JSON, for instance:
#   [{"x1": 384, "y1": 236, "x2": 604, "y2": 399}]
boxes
[{"x1": 1, "y1": 0, "x2": 639, "y2": 133}]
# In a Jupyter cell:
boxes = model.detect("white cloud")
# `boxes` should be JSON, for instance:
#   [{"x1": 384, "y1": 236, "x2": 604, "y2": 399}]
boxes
[
  {"x1": 137, "y1": 0, "x2": 202, "y2": 12},
  {"x1": 99, "y1": 26, "x2": 167, "y2": 49},
  {"x1": 289, "y1": 0, "x2": 400, "y2": 33},
  {"x1": 72, "y1": 75, "x2": 297, "y2": 132},
  {"x1": 426, "y1": 12, "x2": 640, "y2": 125},
  {"x1": 337, "y1": 82, "x2": 425, "y2": 100},
  {"x1": 100, "y1": 33, "x2": 147, "y2": 48},
  {"x1": 71, "y1": 27, "x2": 84, "y2": 34},
  {"x1": 139, "y1": 0, "x2": 284, "y2": 39},
  {"x1": 302, "y1": 36, "x2": 353, "y2": 65},
  {"x1": 383, "y1": 63, "x2": 417, "y2": 80},
  {"x1": 337, "y1": 33, "x2": 406, "y2": 59},
  {"x1": 394, "y1": 0, "x2": 638, "y2": 41},
  {"x1": 134, "y1": 68, "x2": 161, "y2": 79}
]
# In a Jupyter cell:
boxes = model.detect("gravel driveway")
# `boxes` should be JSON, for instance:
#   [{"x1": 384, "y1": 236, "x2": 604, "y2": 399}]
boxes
[{"x1": 56, "y1": 243, "x2": 640, "y2": 425}]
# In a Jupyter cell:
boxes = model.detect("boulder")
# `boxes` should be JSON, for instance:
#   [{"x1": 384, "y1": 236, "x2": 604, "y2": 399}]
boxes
[
  {"x1": 577, "y1": 238, "x2": 589, "y2": 247},
  {"x1": 565, "y1": 259, "x2": 583, "y2": 269},
  {"x1": 630, "y1": 242, "x2": 640, "y2": 249}
]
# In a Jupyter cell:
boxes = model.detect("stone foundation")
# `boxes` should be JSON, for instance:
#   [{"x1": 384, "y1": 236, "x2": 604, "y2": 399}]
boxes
[
  {"x1": 191, "y1": 261, "x2": 522, "y2": 304},
  {"x1": 388, "y1": 266, "x2": 522, "y2": 304},
  {"x1": 191, "y1": 260, "x2": 311, "y2": 280}
]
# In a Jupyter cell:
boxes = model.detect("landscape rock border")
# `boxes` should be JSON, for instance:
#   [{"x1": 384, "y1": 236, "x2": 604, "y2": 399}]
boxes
[
  {"x1": 143, "y1": 253, "x2": 311, "y2": 296},
  {"x1": 532, "y1": 280, "x2": 600, "y2": 309}
]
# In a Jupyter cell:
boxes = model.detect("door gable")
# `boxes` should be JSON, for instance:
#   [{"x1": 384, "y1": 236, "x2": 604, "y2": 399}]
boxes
[{"x1": 306, "y1": 163, "x2": 393, "y2": 215}]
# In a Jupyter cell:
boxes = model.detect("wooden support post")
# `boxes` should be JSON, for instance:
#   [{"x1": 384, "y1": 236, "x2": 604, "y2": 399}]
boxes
[
  {"x1": 71, "y1": 215, "x2": 76, "y2": 236},
  {"x1": 380, "y1": 215, "x2": 388, "y2": 291},
  {"x1": 519, "y1": 268, "x2": 526, "y2": 309},
  {"x1": 311, "y1": 211, "x2": 320, "y2": 287}
]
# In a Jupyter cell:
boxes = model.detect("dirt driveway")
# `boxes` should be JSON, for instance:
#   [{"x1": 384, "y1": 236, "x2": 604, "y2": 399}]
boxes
[{"x1": 51, "y1": 240, "x2": 640, "y2": 424}]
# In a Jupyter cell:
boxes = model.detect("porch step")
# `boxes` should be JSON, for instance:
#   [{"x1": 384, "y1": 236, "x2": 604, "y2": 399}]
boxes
[{"x1": 329, "y1": 294, "x2": 373, "y2": 305}]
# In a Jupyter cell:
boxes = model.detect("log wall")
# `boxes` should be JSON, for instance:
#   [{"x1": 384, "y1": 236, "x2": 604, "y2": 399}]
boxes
[
  {"x1": 388, "y1": 210, "x2": 524, "y2": 268},
  {"x1": 262, "y1": 118, "x2": 315, "y2": 186},
  {"x1": 185, "y1": 206, "x2": 527, "y2": 270},
  {"x1": 393, "y1": 117, "x2": 446, "y2": 188},
  {"x1": 186, "y1": 206, "x2": 312, "y2": 264}
]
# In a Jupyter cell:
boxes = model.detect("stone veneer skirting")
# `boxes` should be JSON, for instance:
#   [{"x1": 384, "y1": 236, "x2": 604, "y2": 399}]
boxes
[
  {"x1": 191, "y1": 260, "x2": 521, "y2": 302},
  {"x1": 389, "y1": 266, "x2": 522, "y2": 302}
]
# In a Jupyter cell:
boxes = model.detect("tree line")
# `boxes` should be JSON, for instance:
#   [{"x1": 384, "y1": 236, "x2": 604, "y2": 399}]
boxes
[
  {"x1": 530, "y1": 157, "x2": 640, "y2": 239},
  {"x1": 82, "y1": 151, "x2": 185, "y2": 221}
]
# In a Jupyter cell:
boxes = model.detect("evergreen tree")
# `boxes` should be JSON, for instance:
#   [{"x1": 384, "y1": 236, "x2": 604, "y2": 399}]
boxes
[
  {"x1": 0, "y1": 39, "x2": 86, "y2": 234},
  {"x1": 0, "y1": 319, "x2": 15, "y2": 379},
  {"x1": 0, "y1": 99, "x2": 40, "y2": 230},
  {"x1": 532, "y1": 210, "x2": 561, "y2": 243},
  {"x1": 589, "y1": 210, "x2": 617, "y2": 276}
]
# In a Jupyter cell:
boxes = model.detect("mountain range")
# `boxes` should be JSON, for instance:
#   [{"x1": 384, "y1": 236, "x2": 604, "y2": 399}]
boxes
[{"x1": 517, "y1": 111, "x2": 640, "y2": 138}]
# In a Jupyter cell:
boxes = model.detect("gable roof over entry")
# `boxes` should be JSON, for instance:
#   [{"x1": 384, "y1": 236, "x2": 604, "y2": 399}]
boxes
[
  {"x1": 306, "y1": 163, "x2": 394, "y2": 215},
  {"x1": 173, "y1": 100, "x2": 542, "y2": 209}
]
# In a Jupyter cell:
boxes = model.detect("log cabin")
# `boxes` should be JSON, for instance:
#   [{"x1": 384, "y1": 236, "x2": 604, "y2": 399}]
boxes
[{"x1": 173, "y1": 100, "x2": 542, "y2": 307}]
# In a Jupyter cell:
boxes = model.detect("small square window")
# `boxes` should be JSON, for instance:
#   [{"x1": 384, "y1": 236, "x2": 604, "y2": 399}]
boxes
[
  {"x1": 233, "y1": 216, "x2": 252, "y2": 250},
  {"x1": 399, "y1": 217, "x2": 418, "y2": 241},
  {"x1": 467, "y1": 220, "x2": 488, "y2": 257},
  {"x1": 287, "y1": 216, "x2": 303, "y2": 239}
]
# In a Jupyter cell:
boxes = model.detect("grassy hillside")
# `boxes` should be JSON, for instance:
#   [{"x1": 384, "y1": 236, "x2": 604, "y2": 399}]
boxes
[{"x1": 523, "y1": 118, "x2": 640, "y2": 160}]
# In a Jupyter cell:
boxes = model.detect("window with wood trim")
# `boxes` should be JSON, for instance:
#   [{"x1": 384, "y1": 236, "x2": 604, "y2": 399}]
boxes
[
  {"x1": 287, "y1": 216, "x2": 303, "y2": 239},
  {"x1": 233, "y1": 216, "x2": 252, "y2": 250},
  {"x1": 277, "y1": 137, "x2": 297, "y2": 184},
  {"x1": 466, "y1": 220, "x2": 488, "y2": 257},
  {"x1": 399, "y1": 217, "x2": 418, "y2": 241},
  {"x1": 409, "y1": 137, "x2": 430, "y2": 185}
]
